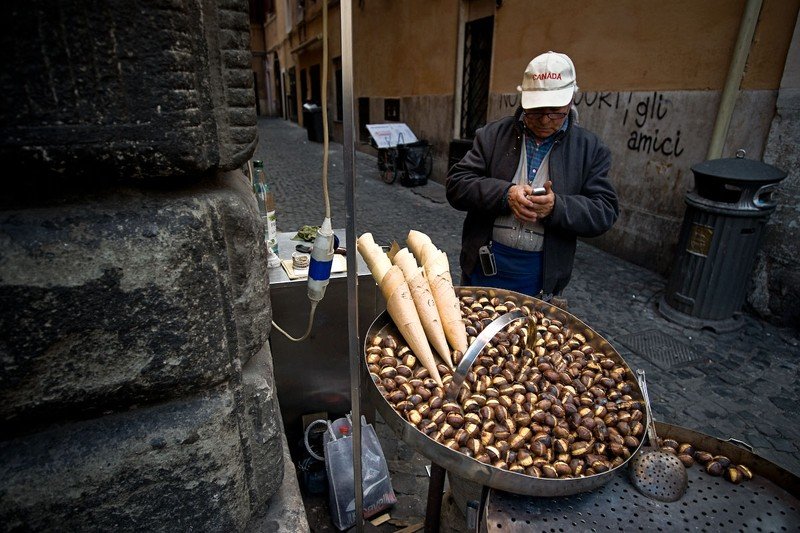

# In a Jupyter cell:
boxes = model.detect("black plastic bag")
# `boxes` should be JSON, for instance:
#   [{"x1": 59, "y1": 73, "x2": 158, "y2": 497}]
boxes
[{"x1": 397, "y1": 140, "x2": 431, "y2": 187}]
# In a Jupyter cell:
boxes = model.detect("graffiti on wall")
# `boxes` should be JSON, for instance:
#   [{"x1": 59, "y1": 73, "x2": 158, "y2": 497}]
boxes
[
  {"x1": 499, "y1": 93, "x2": 520, "y2": 110},
  {"x1": 575, "y1": 91, "x2": 684, "y2": 157},
  {"x1": 497, "y1": 91, "x2": 685, "y2": 158}
]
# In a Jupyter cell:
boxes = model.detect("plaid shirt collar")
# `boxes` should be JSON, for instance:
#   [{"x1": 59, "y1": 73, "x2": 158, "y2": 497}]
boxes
[{"x1": 521, "y1": 116, "x2": 569, "y2": 183}]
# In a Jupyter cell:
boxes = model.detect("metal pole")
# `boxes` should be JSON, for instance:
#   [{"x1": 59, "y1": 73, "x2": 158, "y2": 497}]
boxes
[
  {"x1": 706, "y1": 0, "x2": 763, "y2": 160},
  {"x1": 341, "y1": 0, "x2": 364, "y2": 530},
  {"x1": 425, "y1": 463, "x2": 446, "y2": 532}
]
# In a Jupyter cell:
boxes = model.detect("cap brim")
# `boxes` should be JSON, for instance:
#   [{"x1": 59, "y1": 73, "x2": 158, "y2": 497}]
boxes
[{"x1": 519, "y1": 86, "x2": 574, "y2": 109}]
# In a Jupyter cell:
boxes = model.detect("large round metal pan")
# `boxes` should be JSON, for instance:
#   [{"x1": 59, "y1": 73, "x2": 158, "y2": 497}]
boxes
[{"x1": 364, "y1": 286, "x2": 647, "y2": 497}]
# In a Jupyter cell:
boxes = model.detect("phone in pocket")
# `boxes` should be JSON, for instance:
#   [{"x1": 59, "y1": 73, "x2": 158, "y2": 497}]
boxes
[{"x1": 478, "y1": 245, "x2": 497, "y2": 277}]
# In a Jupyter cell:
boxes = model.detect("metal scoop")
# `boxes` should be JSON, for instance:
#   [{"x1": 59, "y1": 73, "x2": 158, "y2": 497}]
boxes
[
  {"x1": 629, "y1": 368, "x2": 688, "y2": 502},
  {"x1": 446, "y1": 309, "x2": 528, "y2": 401}
]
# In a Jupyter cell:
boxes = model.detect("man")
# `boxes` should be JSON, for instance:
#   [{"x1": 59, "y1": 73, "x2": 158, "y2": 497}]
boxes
[{"x1": 446, "y1": 51, "x2": 619, "y2": 301}]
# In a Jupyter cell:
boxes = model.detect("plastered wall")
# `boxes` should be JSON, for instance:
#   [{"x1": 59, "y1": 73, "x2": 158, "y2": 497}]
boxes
[
  {"x1": 491, "y1": 0, "x2": 796, "y2": 92},
  {"x1": 488, "y1": 88, "x2": 778, "y2": 277},
  {"x1": 353, "y1": 0, "x2": 459, "y2": 97}
]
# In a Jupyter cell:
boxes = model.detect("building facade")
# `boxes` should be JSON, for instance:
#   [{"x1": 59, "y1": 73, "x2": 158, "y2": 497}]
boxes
[{"x1": 250, "y1": 0, "x2": 800, "y2": 327}]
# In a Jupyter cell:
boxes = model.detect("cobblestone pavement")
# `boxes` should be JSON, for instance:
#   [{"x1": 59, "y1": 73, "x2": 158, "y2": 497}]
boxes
[{"x1": 255, "y1": 117, "x2": 800, "y2": 530}]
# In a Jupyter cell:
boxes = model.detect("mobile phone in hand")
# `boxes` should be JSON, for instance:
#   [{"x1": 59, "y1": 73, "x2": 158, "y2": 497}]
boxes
[{"x1": 531, "y1": 186, "x2": 547, "y2": 196}]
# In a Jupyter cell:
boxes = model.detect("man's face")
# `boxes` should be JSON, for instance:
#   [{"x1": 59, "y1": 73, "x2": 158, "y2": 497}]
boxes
[{"x1": 522, "y1": 102, "x2": 571, "y2": 140}]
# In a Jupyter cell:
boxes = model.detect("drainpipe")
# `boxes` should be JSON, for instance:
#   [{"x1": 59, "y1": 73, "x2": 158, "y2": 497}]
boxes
[
  {"x1": 452, "y1": 0, "x2": 466, "y2": 139},
  {"x1": 706, "y1": 0, "x2": 763, "y2": 160}
]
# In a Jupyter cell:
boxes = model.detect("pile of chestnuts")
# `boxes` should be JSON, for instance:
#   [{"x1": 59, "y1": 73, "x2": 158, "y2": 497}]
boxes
[
  {"x1": 368, "y1": 293, "x2": 647, "y2": 479},
  {"x1": 656, "y1": 438, "x2": 754, "y2": 484}
]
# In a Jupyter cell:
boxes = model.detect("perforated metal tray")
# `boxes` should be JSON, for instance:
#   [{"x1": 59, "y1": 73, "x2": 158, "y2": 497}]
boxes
[{"x1": 482, "y1": 423, "x2": 800, "y2": 532}]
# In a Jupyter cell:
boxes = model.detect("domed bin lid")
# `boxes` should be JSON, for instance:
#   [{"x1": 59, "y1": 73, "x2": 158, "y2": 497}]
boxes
[
  {"x1": 692, "y1": 156, "x2": 787, "y2": 184},
  {"x1": 691, "y1": 152, "x2": 787, "y2": 205}
]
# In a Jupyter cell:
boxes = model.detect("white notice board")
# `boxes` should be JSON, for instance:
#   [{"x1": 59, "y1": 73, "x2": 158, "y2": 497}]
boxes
[{"x1": 366, "y1": 123, "x2": 418, "y2": 148}]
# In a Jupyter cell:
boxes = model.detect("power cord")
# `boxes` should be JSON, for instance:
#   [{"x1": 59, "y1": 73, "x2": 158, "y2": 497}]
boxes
[{"x1": 271, "y1": 300, "x2": 319, "y2": 342}]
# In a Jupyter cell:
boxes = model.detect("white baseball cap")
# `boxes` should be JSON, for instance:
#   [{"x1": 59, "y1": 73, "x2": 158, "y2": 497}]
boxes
[{"x1": 517, "y1": 51, "x2": 577, "y2": 109}]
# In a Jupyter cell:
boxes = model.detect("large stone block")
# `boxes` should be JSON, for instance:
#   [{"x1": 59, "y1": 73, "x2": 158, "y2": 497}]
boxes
[
  {"x1": 0, "y1": 378, "x2": 283, "y2": 531},
  {"x1": 0, "y1": 172, "x2": 271, "y2": 430},
  {"x1": 0, "y1": 0, "x2": 257, "y2": 181},
  {"x1": 238, "y1": 341, "x2": 285, "y2": 510}
]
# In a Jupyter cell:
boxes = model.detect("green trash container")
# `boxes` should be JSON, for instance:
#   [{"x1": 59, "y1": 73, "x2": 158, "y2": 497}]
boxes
[{"x1": 658, "y1": 151, "x2": 786, "y2": 332}]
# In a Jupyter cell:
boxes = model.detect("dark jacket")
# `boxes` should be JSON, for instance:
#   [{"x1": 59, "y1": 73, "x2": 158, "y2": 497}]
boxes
[{"x1": 446, "y1": 107, "x2": 619, "y2": 295}]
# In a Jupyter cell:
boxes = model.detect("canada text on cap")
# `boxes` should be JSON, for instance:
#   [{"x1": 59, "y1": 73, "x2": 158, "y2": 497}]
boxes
[{"x1": 517, "y1": 51, "x2": 577, "y2": 109}]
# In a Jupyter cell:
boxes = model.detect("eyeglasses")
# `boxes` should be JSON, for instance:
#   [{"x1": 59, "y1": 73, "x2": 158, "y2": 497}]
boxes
[{"x1": 523, "y1": 110, "x2": 568, "y2": 120}]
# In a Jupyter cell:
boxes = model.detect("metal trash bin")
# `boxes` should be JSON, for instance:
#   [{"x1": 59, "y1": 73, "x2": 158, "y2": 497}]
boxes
[
  {"x1": 448, "y1": 139, "x2": 473, "y2": 172},
  {"x1": 658, "y1": 151, "x2": 786, "y2": 332},
  {"x1": 302, "y1": 102, "x2": 324, "y2": 143}
]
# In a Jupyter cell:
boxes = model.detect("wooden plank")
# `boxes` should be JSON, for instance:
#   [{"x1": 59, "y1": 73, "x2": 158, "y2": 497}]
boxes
[
  {"x1": 393, "y1": 522, "x2": 424, "y2": 533},
  {"x1": 369, "y1": 513, "x2": 391, "y2": 526}
]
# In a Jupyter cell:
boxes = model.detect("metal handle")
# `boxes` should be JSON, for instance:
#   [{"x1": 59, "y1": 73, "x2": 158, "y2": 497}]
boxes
[
  {"x1": 446, "y1": 309, "x2": 528, "y2": 401},
  {"x1": 636, "y1": 368, "x2": 660, "y2": 448},
  {"x1": 753, "y1": 183, "x2": 778, "y2": 209}
]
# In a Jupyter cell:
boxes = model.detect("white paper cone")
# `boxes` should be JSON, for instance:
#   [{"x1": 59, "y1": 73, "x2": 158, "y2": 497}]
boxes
[
  {"x1": 381, "y1": 266, "x2": 444, "y2": 387},
  {"x1": 393, "y1": 248, "x2": 453, "y2": 367},
  {"x1": 424, "y1": 251, "x2": 468, "y2": 353},
  {"x1": 407, "y1": 230, "x2": 438, "y2": 266},
  {"x1": 357, "y1": 232, "x2": 392, "y2": 285}
]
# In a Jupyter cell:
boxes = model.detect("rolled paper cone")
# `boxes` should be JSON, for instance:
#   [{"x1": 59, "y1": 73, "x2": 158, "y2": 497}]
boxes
[
  {"x1": 407, "y1": 230, "x2": 437, "y2": 266},
  {"x1": 425, "y1": 251, "x2": 468, "y2": 354},
  {"x1": 393, "y1": 248, "x2": 453, "y2": 368},
  {"x1": 357, "y1": 232, "x2": 392, "y2": 285},
  {"x1": 381, "y1": 265, "x2": 444, "y2": 387}
]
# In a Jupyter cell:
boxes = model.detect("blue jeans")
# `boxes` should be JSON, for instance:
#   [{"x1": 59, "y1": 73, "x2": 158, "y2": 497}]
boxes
[{"x1": 466, "y1": 241, "x2": 543, "y2": 297}]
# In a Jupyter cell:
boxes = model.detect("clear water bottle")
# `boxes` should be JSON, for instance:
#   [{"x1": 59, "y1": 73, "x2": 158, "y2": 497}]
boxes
[{"x1": 253, "y1": 160, "x2": 279, "y2": 260}]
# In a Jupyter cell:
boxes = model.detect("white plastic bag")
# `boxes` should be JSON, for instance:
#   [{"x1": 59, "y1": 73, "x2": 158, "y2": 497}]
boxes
[{"x1": 324, "y1": 414, "x2": 397, "y2": 530}]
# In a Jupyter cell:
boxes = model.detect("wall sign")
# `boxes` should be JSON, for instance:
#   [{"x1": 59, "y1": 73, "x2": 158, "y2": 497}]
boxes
[{"x1": 687, "y1": 223, "x2": 714, "y2": 257}]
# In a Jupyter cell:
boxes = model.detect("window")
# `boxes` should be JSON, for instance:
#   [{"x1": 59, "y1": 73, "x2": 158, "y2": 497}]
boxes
[
  {"x1": 249, "y1": 0, "x2": 276, "y2": 23},
  {"x1": 359, "y1": 97, "x2": 370, "y2": 142},
  {"x1": 334, "y1": 57, "x2": 343, "y2": 121},
  {"x1": 284, "y1": 0, "x2": 292, "y2": 33},
  {"x1": 249, "y1": 0, "x2": 265, "y2": 23},
  {"x1": 385, "y1": 99, "x2": 400, "y2": 122},
  {"x1": 310, "y1": 64, "x2": 321, "y2": 105}
]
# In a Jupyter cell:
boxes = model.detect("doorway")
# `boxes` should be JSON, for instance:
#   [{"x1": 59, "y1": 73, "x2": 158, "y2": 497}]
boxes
[
  {"x1": 287, "y1": 67, "x2": 297, "y2": 122},
  {"x1": 274, "y1": 57, "x2": 283, "y2": 117}
]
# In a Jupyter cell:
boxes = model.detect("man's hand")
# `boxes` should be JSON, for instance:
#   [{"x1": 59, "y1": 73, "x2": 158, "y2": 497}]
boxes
[{"x1": 507, "y1": 181, "x2": 554, "y2": 222}]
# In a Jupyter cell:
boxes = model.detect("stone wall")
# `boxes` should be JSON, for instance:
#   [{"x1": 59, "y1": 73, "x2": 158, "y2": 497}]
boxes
[
  {"x1": 0, "y1": 175, "x2": 285, "y2": 530},
  {"x1": 0, "y1": 0, "x2": 257, "y2": 181},
  {"x1": 758, "y1": 17, "x2": 800, "y2": 327},
  {"x1": 0, "y1": 0, "x2": 289, "y2": 529}
]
